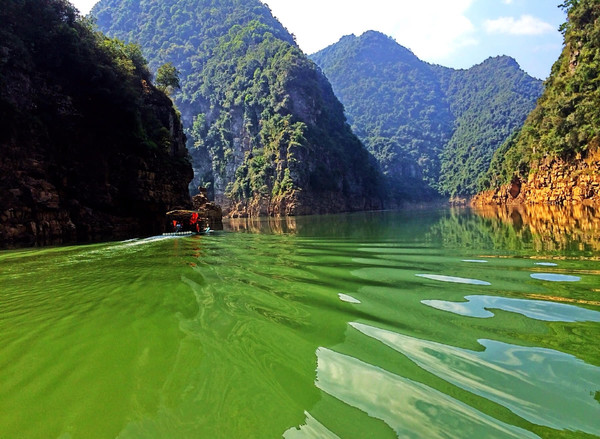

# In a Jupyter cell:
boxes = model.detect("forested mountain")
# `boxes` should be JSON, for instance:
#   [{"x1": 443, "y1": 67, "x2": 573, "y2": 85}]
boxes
[
  {"x1": 93, "y1": 0, "x2": 382, "y2": 216},
  {"x1": 0, "y1": 0, "x2": 191, "y2": 247},
  {"x1": 481, "y1": 0, "x2": 600, "y2": 199},
  {"x1": 434, "y1": 56, "x2": 543, "y2": 196},
  {"x1": 311, "y1": 32, "x2": 452, "y2": 201},
  {"x1": 311, "y1": 31, "x2": 543, "y2": 199}
]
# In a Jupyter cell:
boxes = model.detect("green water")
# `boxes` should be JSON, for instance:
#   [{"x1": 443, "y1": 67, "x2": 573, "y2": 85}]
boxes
[{"x1": 1, "y1": 208, "x2": 599, "y2": 438}]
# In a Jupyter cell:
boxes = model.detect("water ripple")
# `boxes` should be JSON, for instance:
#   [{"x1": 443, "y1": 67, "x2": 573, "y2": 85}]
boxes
[
  {"x1": 530, "y1": 273, "x2": 581, "y2": 282},
  {"x1": 351, "y1": 322, "x2": 600, "y2": 436},
  {"x1": 338, "y1": 293, "x2": 361, "y2": 304},
  {"x1": 314, "y1": 347, "x2": 539, "y2": 439},
  {"x1": 415, "y1": 274, "x2": 491, "y2": 286},
  {"x1": 422, "y1": 295, "x2": 600, "y2": 322}
]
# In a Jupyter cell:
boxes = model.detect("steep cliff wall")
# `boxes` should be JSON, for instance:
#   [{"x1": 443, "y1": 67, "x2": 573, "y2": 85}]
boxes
[
  {"x1": 472, "y1": 149, "x2": 600, "y2": 206},
  {"x1": 479, "y1": 0, "x2": 600, "y2": 205},
  {"x1": 0, "y1": 0, "x2": 192, "y2": 247}
]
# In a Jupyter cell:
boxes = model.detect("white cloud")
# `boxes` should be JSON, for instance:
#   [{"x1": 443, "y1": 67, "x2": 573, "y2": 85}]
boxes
[
  {"x1": 70, "y1": 0, "x2": 97, "y2": 15},
  {"x1": 484, "y1": 15, "x2": 555, "y2": 35},
  {"x1": 502, "y1": 0, "x2": 514, "y2": 4},
  {"x1": 262, "y1": 0, "x2": 477, "y2": 60}
]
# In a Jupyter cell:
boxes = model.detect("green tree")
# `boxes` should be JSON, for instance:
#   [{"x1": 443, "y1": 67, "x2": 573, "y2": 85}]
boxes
[{"x1": 155, "y1": 62, "x2": 180, "y2": 94}]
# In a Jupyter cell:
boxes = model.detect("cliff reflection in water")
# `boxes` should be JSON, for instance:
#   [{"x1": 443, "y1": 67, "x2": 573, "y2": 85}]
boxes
[
  {"x1": 225, "y1": 206, "x2": 600, "y2": 255},
  {"x1": 226, "y1": 216, "x2": 300, "y2": 235},
  {"x1": 224, "y1": 211, "x2": 441, "y2": 240},
  {"x1": 471, "y1": 204, "x2": 600, "y2": 253}
]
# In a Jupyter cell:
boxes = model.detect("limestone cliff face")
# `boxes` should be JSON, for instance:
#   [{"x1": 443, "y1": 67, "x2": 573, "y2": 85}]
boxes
[
  {"x1": 0, "y1": 87, "x2": 193, "y2": 247},
  {"x1": 0, "y1": 0, "x2": 193, "y2": 248},
  {"x1": 184, "y1": 48, "x2": 384, "y2": 218},
  {"x1": 227, "y1": 188, "x2": 380, "y2": 218},
  {"x1": 472, "y1": 149, "x2": 600, "y2": 207}
]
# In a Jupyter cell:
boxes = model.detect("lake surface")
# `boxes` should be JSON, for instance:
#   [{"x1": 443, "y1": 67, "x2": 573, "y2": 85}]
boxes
[{"x1": 1, "y1": 207, "x2": 599, "y2": 438}]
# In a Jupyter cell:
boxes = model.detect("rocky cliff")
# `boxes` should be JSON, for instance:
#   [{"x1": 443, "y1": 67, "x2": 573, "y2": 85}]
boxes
[
  {"x1": 472, "y1": 149, "x2": 600, "y2": 206},
  {"x1": 478, "y1": 0, "x2": 600, "y2": 205},
  {"x1": 0, "y1": 0, "x2": 193, "y2": 248}
]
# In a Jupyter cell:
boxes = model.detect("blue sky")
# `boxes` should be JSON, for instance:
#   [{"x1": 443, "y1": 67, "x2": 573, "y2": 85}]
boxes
[{"x1": 71, "y1": 0, "x2": 566, "y2": 79}]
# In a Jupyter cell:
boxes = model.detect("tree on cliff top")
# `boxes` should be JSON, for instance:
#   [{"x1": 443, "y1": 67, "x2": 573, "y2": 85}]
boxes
[{"x1": 155, "y1": 62, "x2": 181, "y2": 94}]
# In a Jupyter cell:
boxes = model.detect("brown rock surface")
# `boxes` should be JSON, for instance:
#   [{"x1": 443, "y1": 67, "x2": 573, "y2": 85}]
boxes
[
  {"x1": 225, "y1": 189, "x2": 382, "y2": 218},
  {"x1": 472, "y1": 149, "x2": 600, "y2": 207},
  {"x1": 192, "y1": 188, "x2": 223, "y2": 230}
]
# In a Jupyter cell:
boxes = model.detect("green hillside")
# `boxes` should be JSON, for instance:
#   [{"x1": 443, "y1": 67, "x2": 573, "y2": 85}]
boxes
[
  {"x1": 93, "y1": 0, "x2": 382, "y2": 215},
  {"x1": 310, "y1": 31, "x2": 453, "y2": 200},
  {"x1": 435, "y1": 56, "x2": 543, "y2": 195}
]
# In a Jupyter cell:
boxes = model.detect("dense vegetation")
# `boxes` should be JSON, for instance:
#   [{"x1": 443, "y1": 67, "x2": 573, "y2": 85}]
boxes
[
  {"x1": 483, "y1": 0, "x2": 600, "y2": 188},
  {"x1": 93, "y1": 0, "x2": 382, "y2": 214},
  {"x1": 311, "y1": 31, "x2": 542, "y2": 199},
  {"x1": 434, "y1": 57, "x2": 543, "y2": 195},
  {"x1": 0, "y1": 0, "x2": 191, "y2": 246},
  {"x1": 311, "y1": 31, "x2": 452, "y2": 201},
  {"x1": 0, "y1": 0, "x2": 188, "y2": 157}
]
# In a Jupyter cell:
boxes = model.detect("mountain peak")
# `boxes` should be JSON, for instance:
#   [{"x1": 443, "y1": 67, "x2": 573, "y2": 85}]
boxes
[
  {"x1": 483, "y1": 55, "x2": 521, "y2": 69},
  {"x1": 311, "y1": 29, "x2": 543, "y2": 198},
  {"x1": 313, "y1": 30, "x2": 419, "y2": 68},
  {"x1": 360, "y1": 30, "x2": 394, "y2": 42}
]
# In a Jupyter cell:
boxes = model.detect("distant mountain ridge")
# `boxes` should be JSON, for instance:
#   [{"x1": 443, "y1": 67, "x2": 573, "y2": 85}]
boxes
[
  {"x1": 311, "y1": 31, "x2": 543, "y2": 199},
  {"x1": 433, "y1": 54, "x2": 543, "y2": 196},
  {"x1": 93, "y1": 0, "x2": 383, "y2": 216}
]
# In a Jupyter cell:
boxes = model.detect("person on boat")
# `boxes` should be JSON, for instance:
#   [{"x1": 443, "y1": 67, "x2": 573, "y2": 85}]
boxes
[{"x1": 189, "y1": 212, "x2": 200, "y2": 233}]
